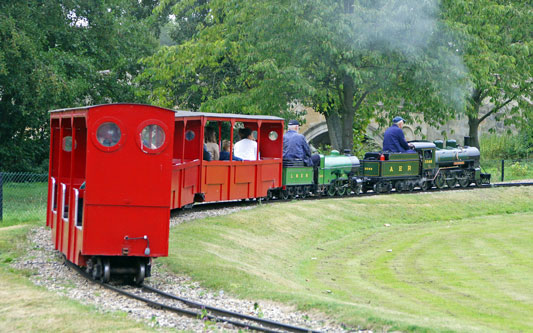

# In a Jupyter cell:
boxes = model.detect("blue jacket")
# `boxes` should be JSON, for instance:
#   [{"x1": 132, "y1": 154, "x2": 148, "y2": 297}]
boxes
[
  {"x1": 219, "y1": 151, "x2": 242, "y2": 161},
  {"x1": 283, "y1": 130, "x2": 313, "y2": 166},
  {"x1": 383, "y1": 124, "x2": 410, "y2": 153}
]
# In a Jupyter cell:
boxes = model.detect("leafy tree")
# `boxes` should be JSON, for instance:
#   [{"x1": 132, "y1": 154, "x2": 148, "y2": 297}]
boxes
[
  {"x1": 140, "y1": 0, "x2": 467, "y2": 151},
  {"x1": 442, "y1": 0, "x2": 532, "y2": 149},
  {"x1": 0, "y1": 0, "x2": 159, "y2": 172}
]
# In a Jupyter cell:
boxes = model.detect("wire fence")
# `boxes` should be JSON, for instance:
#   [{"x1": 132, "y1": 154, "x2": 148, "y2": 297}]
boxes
[
  {"x1": 0, "y1": 172, "x2": 48, "y2": 223},
  {"x1": 480, "y1": 159, "x2": 533, "y2": 182}
]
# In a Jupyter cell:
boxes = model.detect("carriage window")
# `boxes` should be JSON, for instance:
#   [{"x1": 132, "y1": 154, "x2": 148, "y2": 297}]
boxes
[
  {"x1": 185, "y1": 130, "x2": 195, "y2": 141},
  {"x1": 268, "y1": 131, "x2": 278, "y2": 141},
  {"x1": 141, "y1": 124, "x2": 165, "y2": 150},
  {"x1": 96, "y1": 122, "x2": 121, "y2": 147},
  {"x1": 62, "y1": 136, "x2": 76, "y2": 152}
]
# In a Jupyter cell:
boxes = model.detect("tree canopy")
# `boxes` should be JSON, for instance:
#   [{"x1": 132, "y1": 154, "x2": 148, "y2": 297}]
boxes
[
  {"x1": 0, "y1": 0, "x2": 159, "y2": 172},
  {"x1": 140, "y1": 0, "x2": 469, "y2": 151},
  {"x1": 442, "y1": 0, "x2": 532, "y2": 148}
]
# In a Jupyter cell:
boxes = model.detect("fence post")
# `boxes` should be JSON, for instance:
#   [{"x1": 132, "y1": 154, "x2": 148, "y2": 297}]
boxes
[
  {"x1": 0, "y1": 172, "x2": 3, "y2": 221},
  {"x1": 501, "y1": 160, "x2": 505, "y2": 182}
]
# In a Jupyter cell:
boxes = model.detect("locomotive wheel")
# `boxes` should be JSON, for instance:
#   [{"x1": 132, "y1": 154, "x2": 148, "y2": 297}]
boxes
[
  {"x1": 434, "y1": 173, "x2": 445, "y2": 189},
  {"x1": 406, "y1": 182, "x2": 414, "y2": 192},
  {"x1": 385, "y1": 182, "x2": 392, "y2": 193},
  {"x1": 102, "y1": 258, "x2": 111, "y2": 283},
  {"x1": 373, "y1": 183, "x2": 380, "y2": 193},
  {"x1": 420, "y1": 181, "x2": 430, "y2": 191},
  {"x1": 327, "y1": 185, "x2": 337, "y2": 196},
  {"x1": 296, "y1": 186, "x2": 304, "y2": 197},
  {"x1": 446, "y1": 175, "x2": 457, "y2": 188},
  {"x1": 134, "y1": 262, "x2": 146, "y2": 285},
  {"x1": 280, "y1": 189, "x2": 289, "y2": 200},
  {"x1": 458, "y1": 176, "x2": 470, "y2": 188},
  {"x1": 337, "y1": 183, "x2": 347, "y2": 196},
  {"x1": 352, "y1": 184, "x2": 362, "y2": 195}
]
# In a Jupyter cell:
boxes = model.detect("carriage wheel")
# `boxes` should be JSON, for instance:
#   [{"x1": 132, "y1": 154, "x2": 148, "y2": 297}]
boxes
[
  {"x1": 406, "y1": 182, "x2": 414, "y2": 192},
  {"x1": 134, "y1": 261, "x2": 146, "y2": 285},
  {"x1": 92, "y1": 258, "x2": 102, "y2": 280},
  {"x1": 434, "y1": 173, "x2": 445, "y2": 189},
  {"x1": 287, "y1": 186, "x2": 296, "y2": 199},
  {"x1": 102, "y1": 258, "x2": 111, "y2": 283}
]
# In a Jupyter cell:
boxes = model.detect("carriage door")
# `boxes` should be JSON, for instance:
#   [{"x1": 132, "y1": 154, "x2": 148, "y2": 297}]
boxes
[
  {"x1": 67, "y1": 117, "x2": 87, "y2": 262},
  {"x1": 47, "y1": 118, "x2": 60, "y2": 230},
  {"x1": 56, "y1": 117, "x2": 72, "y2": 252}
]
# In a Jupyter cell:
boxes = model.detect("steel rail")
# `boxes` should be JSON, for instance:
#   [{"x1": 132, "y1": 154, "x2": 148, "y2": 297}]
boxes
[
  {"x1": 65, "y1": 260, "x2": 318, "y2": 333},
  {"x1": 141, "y1": 284, "x2": 320, "y2": 333}
]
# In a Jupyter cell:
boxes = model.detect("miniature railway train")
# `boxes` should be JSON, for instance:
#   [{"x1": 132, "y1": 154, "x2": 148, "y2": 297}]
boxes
[{"x1": 46, "y1": 103, "x2": 490, "y2": 283}]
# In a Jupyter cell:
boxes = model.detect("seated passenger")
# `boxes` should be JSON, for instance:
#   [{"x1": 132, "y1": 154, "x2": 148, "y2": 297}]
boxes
[
  {"x1": 283, "y1": 120, "x2": 320, "y2": 166},
  {"x1": 233, "y1": 128, "x2": 257, "y2": 161},
  {"x1": 219, "y1": 140, "x2": 242, "y2": 161},
  {"x1": 382, "y1": 116, "x2": 415, "y2": 153},
  {"x1": 204, "y1": 128, "x2": 219, "y2": 160},
  {"x1": 203, "y1": 144, "x2": 211, "y2": 161}
]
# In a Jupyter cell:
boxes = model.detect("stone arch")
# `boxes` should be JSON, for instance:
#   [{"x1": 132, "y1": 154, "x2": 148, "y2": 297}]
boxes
[{"x1": 303, "y1": 121, "x2": 387, "y2": 149}]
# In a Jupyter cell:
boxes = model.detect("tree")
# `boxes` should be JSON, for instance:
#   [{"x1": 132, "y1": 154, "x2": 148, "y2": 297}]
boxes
[
  {"x1": 0, "y1": 0, "x2": 159, "y2": 172},
  {"x1": 442, "y1": 0, "x2": 533, "y2": 149},
  {"x1": 140, "y1": 0, "x2": 467, "y2": 151}
]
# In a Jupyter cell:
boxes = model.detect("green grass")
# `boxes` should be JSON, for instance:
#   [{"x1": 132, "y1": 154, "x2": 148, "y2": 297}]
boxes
[
  {"x1": 1, "y1": 182, "x2": 47, "y2": 224},
  {"x1": 0, "y1": 222, "x2": 171, "y2": 332},
  {"x1": 163, "y1": 187, "x2": 533, "y2": 332}
]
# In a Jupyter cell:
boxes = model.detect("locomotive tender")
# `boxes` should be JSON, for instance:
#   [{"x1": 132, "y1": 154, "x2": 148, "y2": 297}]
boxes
[{"x1": 46, "y1": 103, "x2": 490, "y2": 283}]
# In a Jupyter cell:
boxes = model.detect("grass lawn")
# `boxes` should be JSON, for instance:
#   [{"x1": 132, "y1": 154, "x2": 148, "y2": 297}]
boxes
[
  {"x1": 1, "y1": 182, "x2": 48, "y2": 224},
  {"x1": 163, "y1": 187, "x2": 533, "y2": 332},
  {"x1": 0, "y1": 222, "x2": 165, "y2": 332}
]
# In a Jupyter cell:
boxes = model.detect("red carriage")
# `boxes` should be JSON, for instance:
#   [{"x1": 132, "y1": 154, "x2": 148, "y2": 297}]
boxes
[{"x1": 46, "y1": 104, "x2": 175, "y2": 283}]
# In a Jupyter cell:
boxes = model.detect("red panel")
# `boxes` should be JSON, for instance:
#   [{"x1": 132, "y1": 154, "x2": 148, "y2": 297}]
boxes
[
  {"x1": 230, "y1": 164, "x2": 256, "y2": 199},
  {"x1": 203, "y1": 164, "x2": 230, "y2": 202},
  {"x1": 83, "y1": 205, "x2": 169, "y2": 257}
]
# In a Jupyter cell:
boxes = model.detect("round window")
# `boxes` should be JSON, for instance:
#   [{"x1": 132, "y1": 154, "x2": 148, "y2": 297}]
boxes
[
  {"x1": 63, "y1": 136, "x2": 74, "y2": 152},
  {"x1": 185, "y1": 130, "x2": 195, "y2": 141},
  {"x1": 96, "y1": 122, "x2": 121, "y2": 147},
  {"x1": 141, "y1": 124, "x2": 165, "y2": 150},
  {"x1": 268, "y1": 131, "x2": 278, "y2": 141}
]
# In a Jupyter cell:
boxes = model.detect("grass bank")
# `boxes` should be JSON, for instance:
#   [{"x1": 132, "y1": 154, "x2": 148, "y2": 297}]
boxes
[{"x1": 164, "y1": 187, "x2": 533, "y2": 332}]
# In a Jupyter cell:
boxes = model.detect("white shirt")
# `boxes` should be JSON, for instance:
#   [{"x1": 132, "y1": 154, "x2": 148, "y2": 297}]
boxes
[{"x1": 233, "y1": 138, "x2": 257, "y2": 161}]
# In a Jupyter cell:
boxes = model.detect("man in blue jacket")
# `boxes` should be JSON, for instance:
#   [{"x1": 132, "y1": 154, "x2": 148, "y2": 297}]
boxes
[
  {"x1": 283, "y1": 120, "x2": 320, "y2": 166},
  {"x1": 382, "y1": 116, "x2": 415, "y2": 153}
]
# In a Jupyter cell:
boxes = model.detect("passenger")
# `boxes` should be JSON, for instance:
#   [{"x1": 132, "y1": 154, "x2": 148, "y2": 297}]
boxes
[
  {"x1": 283, "y1": 120, "x2": 320, "y2": 166},
  {"x1": 204, "y1": 128, "x2": 219, "y2": 160},
  {"x1": 382, "y1": 116, "x2": 415, "y2": 153},
  {"x1": 219, "y1": 140, "x2": 242, "y2": 161},
  {"x1": 233, "y1": 128, "x2": 257, "y2": 161},
  {"x1": 203, "y1": 144, "x2": 211, "y2": 161}
]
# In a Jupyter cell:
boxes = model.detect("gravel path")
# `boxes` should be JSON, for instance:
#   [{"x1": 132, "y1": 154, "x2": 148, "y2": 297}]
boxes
[{"x1": 12, "y1": 204, "x2": 357, "y2": 332}]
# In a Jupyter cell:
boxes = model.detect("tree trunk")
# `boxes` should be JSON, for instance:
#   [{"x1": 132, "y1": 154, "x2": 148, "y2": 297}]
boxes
[
  {"x1": 340, "y1": 75, "x2": 355, "y2": 152},
  {"x1": 326, "y1": 112, "x2": 343, "y2": 151},
  {"x1": 468, "y1": 115, "x2": 480, "y2": 149}
]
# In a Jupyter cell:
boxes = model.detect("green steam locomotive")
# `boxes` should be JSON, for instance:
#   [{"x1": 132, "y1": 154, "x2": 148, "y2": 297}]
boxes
[{"x1": 274, "y1": 139, "x2": 490, "y2": 199}]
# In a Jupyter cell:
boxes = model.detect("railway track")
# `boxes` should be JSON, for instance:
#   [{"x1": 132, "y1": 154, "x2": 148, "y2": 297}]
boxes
[{"x1": 65, "y1": 260, "x2": 319, "y2": 333}]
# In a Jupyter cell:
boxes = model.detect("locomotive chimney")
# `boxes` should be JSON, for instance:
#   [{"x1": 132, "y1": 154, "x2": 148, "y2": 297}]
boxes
[{"x1": 464, "y1": 136, "x2": 471, "y2": 147}]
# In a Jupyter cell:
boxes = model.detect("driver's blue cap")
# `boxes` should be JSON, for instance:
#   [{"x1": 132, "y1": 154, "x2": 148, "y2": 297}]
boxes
[{"x1": 393, "y1": 116, "x2": 405, "y2": 123}]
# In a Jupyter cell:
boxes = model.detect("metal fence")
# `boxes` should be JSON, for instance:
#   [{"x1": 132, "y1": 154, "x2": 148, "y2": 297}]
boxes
[{"x1": 0, "y1": 172, "x2": 48, "y2": 223}]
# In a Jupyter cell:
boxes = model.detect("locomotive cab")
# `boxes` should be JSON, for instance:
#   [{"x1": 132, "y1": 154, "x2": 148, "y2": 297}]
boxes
[{"x1": 46, "y1": 104, "x2": 175, "y2": 283}]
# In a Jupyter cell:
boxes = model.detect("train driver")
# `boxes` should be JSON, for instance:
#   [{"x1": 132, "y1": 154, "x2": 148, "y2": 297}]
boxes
[
  {"x1": 382, "y1": 116, "x2": 415, "y2": 153},
  {"x1": 283, "y1": 120, "x2": 320, "y2": 166}
]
